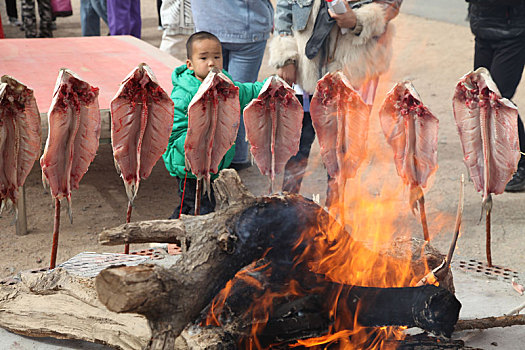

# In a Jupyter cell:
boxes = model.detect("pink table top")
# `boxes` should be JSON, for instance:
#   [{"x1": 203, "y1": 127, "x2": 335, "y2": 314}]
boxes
[{"x1": 0, "y1": 35, "x2": 183, "y2": 112}]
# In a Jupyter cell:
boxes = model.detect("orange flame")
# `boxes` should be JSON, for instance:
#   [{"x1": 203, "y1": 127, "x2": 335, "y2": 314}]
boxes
[{"x1": 204, "y1": 76, "x2": 453, "y2": 349}]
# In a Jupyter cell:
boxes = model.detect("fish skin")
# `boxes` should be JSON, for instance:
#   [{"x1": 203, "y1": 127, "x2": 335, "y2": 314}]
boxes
[
  {"x1": 310, "y1": 71, "x2": 370, "y2": 180},
  {"x1": 452, "y1": 67, "x2": 519, "y2": 198},
  {"x1": 243, "y1": 75, "x2": 303, "y2": 182},
  {"x1": 40, "y1": 69, "x2": 100, "y2": 212},
  {"x1": 0, "y1": 76, "x2": 41, "y2": 212},
  {"x1": 185, "y1": 68, "x2": 240, "y2": 187},
  {"x1": 379, "y1": 81, "x2": 439, "y2": 189},
  {"x1": 110, "y1": 63, "x2": 174, "y2": 203}
]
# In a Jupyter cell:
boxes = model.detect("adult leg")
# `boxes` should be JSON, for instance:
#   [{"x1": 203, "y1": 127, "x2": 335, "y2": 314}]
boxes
[
  {"x1": 91, "y1": 0, "x2": 108, "y2": 26},
  {"x1": 107, "y1": 0, "x2": 130, "y2": 35},
  {"x1": 80, "y1": 0, "x2": 101, "y2": 36},
  {"x1": 6, "y1": 0, "x2": 18, "y2": 19},
  {"x1": 488, "y1": 36, "x2": 525, "y2": 190},
  {"x1": 159, "y1": 31, "x2": 186, "y2": 56},
  {"x1": 36, "y1": 0, "x2": 53, "y2": 37},
  {"x1": 222, "y1": 41, "x2": 267, "y2": 164},
  {"x1": 129, "y1": 0, "x2": 141, "y2": 38},
  {"x1": 157, "y1": 0, "x2": 162, "y2": 26},
  {"x1": 22, "y1": 0, "x2": 37, "y2": 38},
  {"x1": 282, "y1": 104, "x2": 315, "y2": 194}
]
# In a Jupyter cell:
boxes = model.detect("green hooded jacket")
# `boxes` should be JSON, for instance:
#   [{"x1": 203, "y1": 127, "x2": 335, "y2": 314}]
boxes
[{"x1": 162, "y1": 65, "x2": 264, "y2": 179}]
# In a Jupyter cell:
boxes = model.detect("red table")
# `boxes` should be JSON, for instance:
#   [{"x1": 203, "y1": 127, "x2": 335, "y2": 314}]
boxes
[
  {"x1": 0, "y1": 36, "x2": 183, "y2": 235},
  {"x1": 0, "y1": 35, "x2": 182, "y2": 111}
]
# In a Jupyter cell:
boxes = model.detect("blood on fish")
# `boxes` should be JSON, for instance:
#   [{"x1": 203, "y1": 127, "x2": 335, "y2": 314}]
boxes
[
  {"x1": 110, "y1": 63, "x2": 174, "y2": 204},
  {"x1": 243, "y1": 75, "x2": 302, "y2": 192},
  {"x1": 0, "y1": 76, "x2": 41, "y2": 214},
  {"x1": 40, "y1": 69, "x2": 101, "y2": 219}
]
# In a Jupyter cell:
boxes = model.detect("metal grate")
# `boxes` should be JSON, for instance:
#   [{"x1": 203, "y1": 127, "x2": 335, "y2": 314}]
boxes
[
  {"x1": 452, "y1": 258, "x2": 520, "y2": 282},
  {"x1": 57, "y1": 251, "x2": 152, "y2": 278}
]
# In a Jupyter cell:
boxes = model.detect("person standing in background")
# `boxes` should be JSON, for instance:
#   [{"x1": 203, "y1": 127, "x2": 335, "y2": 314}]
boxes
[
  {"x1": 466, "y1": 0, "x2": 525, "y2": 192},
  {"x1": 22, "y1": 0, "x2": 53, "y2": 37},
  {"x1": 270, "y1": 0, "x2": 402, "y2": 206},
  {"x1": 191, "y1": 0, "x2": 274, "y2": 170},
  {"x1": 5, "y1": 0, "x2": 22, "y2": 26},
  {"x1": 106, "y1": 0, "x2": 141, "y2": 38},
  {"x1": 80, "y1": 0, "x2": 108, "y2": 36},
  {"x1": 159, "y1": 0, "x2": 193, "y2": 56}
]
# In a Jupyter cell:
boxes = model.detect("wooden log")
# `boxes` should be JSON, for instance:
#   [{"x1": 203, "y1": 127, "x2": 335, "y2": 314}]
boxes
[
  {"x1": 96, "y1": 172, "x2": 460, "y2": 349},
  {"x1": 455, "y1": 314, "x2": 525, "y2": 331},
  {"x1": 0, "y1": 268, "x2": 149, "y2": 350}
]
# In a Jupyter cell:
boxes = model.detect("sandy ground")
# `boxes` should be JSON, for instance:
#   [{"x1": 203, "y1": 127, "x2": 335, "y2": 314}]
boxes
[{"x1": 1, "y1": 1, "x2": 525, "y2": 283}]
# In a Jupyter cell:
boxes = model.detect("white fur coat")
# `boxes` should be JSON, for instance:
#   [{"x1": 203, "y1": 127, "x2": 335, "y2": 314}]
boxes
[{"x1": 269, "y1": 1, "x2": 395, "y2": 94}]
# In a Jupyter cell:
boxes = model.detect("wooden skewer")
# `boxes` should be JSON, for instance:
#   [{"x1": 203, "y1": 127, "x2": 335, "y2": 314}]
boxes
[
  {"x1": 124, "y1": 201, "x2": 132, "y2": 254},
  {"x1": 195, "y1": 178, "x2": 202, "y2": 215},
  {"x1": 418, "y1": 194, "x2": 429, "y2": 241},
  {"x1": 49, "y1": 198, "x2": 61, "y2": 269}
]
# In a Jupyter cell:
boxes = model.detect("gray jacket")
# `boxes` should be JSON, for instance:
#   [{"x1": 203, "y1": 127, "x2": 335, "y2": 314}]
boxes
[
  {"x1": 191, "y1": 0, "x2": 274, "y2": 43},
  {"x1": 275, "y1": 0, "x2": 402, "y2": 35}
]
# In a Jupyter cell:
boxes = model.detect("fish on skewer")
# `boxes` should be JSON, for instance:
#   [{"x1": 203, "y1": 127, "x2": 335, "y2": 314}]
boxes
[
  {"x1": 243, "y1": 75, "x2": 303, "y2": 193},
  {"x1": 40, "y1": 69, "x2": 101, "y2": 268},
  {"x1": 379, "y1": 81, "x2": 439, "y2": 241},
  {"x1": 0, "y1": 76, "x2": 41, "y2": 217},
  {"x1": 111, "y1": 63, "x2": 174, "y2": 253},
  {"x1": 452, "y1": 67, "x2": 520, "y2": 266},
  {"x1": 184, "y1": 68, "x2": 240, "y2": 214},
  {"x1": 310, "y1": 71, "x2": 370, "y2": 209}
]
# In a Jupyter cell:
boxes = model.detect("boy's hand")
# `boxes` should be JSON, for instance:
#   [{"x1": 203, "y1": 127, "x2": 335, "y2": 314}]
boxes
[
  {"x1": 328, "y1": 1, "x2": 357, "y2": 30},
  {"x1": 277, "y1": 63, "x2": 297, "y2": 87}
]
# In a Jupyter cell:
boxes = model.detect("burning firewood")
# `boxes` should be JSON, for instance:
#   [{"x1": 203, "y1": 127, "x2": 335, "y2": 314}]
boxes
[
  {"x1": 110, "y1": 63, "x2": 174, "y2": 253},
  {"x1": 243, "y1": 75, "x2": 303, "y2": 193},
  {"x1": 452, "y1": 67, "x2": 520, "y2": 267},
  {"x1": 0, "y1": 75, "x2": 41, "y2": 218},
  {"x1": 379, "y1": 81, "x2": 439, "y2": 241},
  {"x1": 184, "y1": 67, "x2": 240, "y2": 214},
  {"x1": 95, "y1": 170, "x2": 461, "y2": 349},
  {"x1": 40, "y1": 69, "x2": 101, "y2": 269}
]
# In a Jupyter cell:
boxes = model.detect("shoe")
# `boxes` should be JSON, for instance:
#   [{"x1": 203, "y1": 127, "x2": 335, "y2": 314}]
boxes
[
  {"x1": 505, "y1": 166, "x2": 525, "y2": 192},
  {"x1": 229, "y1": 162, "x2": 251, "y2": 171},
  {"x1": 8, "y1": 17, "x2": 22, "y2": 26}
]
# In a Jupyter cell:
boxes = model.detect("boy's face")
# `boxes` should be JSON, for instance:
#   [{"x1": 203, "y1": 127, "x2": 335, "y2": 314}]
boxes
[{"x1": 186, "y1": 39, "x2": 223, "y2": 81}]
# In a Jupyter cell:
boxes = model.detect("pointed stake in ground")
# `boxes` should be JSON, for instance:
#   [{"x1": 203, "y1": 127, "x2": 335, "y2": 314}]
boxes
[
  {"x1": 49, "y1": 198, "x2": 61, "y2": 269},
  {"x1": 195, "y1": 178, "x2": 202, "y2": 215},
  {"x1": 410, "y1": 185, "x2": 429, "y2": 241},
  {"x1": 483, "y1": 194, "x2": 493, "y2": 266},
  {"x1": 124, "y1": 201, "x2": 133, "y2": 254}
]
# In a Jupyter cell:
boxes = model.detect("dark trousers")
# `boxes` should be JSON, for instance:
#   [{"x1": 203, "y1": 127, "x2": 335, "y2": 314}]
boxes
[
  {"x1": 474, "y1": 35, "x2": 525, "y2": 167},
  {"x1": 157, "y1": 0, "x2": 161, "y2": 26},
  {"x1": 282, "y1": 95, "x2": 337, "y2": 206},
  {"x1": 5, "y1": 0, "x2": 18, "y2": 18},
  {"x1": 169, "y1": 177, "x2": 216, "y2": 219}
]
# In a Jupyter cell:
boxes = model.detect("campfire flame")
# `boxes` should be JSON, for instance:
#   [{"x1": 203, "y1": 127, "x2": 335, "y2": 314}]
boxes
[{"x1": 204, "y1": 82, "x2": 450, "y2": 349}]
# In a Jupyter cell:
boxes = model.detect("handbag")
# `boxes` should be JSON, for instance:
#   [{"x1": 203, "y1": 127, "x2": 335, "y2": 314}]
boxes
[{"x1": 51, "y1": 0, "x2": 73, "y2": 17}]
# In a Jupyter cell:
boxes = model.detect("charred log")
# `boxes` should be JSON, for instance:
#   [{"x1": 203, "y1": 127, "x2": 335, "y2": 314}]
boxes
[{"x1": 96, "y1": 171, "x2": 460, "y2": 349}]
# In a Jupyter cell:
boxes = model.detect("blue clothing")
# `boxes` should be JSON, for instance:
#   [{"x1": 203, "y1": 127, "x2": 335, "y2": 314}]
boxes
[
  {"x1": 191, "y1": 0, "x2": 274, "y2": 43},
  {"x1": 222, "y1": 40, "x2": 268, "y2": 164},
  {"x1": 80, "y1": 0, "x2": 108, "y2": 36},
  {"x1": 191, "y1": 0, "x2": 274, "y2": 164}
]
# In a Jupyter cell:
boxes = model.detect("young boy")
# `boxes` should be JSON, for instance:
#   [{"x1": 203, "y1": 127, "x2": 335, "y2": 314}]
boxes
[{"x1": 163, "y1": 31, "x2": 264, "y2": 219}]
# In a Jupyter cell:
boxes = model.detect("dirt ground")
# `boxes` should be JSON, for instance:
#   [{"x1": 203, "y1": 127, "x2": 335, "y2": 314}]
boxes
[{"x1": 1, "y1": 1, "x2": 525, "y2": 281}]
